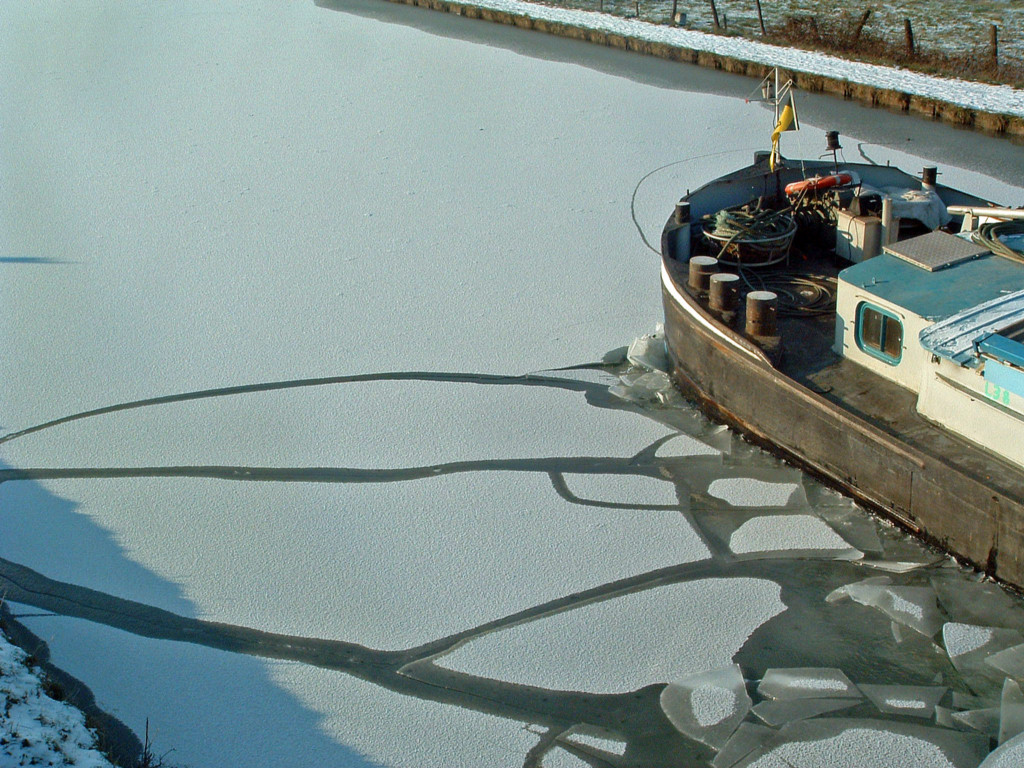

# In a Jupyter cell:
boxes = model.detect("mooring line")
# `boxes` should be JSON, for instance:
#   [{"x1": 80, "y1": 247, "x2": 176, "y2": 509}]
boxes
[{"x1": 630, "y1": 147, "x2": 760, "y2": 255}]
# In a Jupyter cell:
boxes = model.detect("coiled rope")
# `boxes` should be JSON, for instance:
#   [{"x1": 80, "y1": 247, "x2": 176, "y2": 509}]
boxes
[
  {"x1": 738, "y1": 270, "x2": 837, "y2": 317},
  {"x1": 972, "y1": 220, "x2": 1024, "y2": 265}
]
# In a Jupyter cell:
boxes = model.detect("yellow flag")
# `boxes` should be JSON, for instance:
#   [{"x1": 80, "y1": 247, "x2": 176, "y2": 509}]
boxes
[
  {"x1": 770, "y1": 104, "x2": 795, "y2": 171},
  {"x1": 771, "y1": 104, "x2": 795, "y2": 144}
]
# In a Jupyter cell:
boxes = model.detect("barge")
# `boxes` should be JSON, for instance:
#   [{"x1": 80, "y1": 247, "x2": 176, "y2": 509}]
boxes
[{"x1": 660, "y1": 74, "x2": 1024, "y2": 588}]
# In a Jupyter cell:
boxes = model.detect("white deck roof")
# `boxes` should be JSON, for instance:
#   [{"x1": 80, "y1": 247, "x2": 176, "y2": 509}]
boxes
[{"x1": 918, "y1": 288, "x2": 1024, "y2": 366}]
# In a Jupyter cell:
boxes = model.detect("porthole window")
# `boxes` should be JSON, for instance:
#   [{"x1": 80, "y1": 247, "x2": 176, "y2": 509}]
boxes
[{"x1": 857, "y1": 303, "x2": 903, "y2": 365}]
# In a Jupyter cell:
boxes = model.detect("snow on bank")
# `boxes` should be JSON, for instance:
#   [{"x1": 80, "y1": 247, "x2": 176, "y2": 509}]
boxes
[
  {"x1": 0, "y1": 632, "x2": 113, "y2": 768},
  {"x1": 460, "y1": 0, "x2": 1024, "y2": 117}
]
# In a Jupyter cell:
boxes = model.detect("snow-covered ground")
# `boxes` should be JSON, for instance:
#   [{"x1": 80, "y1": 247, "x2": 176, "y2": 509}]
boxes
[
  {"x1": 460, "y1": 0, "x2": 1024, "y2": 116},
  {"x1": 0, "y1": 638, "x2": 113, "y2": 768},
  {"x1": 3, "y1": 1, "x2": 1024, "y2": 767}
]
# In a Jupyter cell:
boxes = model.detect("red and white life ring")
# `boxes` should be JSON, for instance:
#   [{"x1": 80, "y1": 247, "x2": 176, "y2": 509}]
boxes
[{"x1": 784, "y1": 172, "x2": 854, "y2": 196}]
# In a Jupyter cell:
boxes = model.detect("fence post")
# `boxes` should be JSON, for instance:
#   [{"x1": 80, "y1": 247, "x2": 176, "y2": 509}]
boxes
[
  {"x1": 634, "y1": 0, "x2": 639, "y2": 17},
  {"x1": 709, "y1": 0, "x2": 721, "y2": 30},
  {"x1": 852, "y1": 9, "x2": 871, "y2": 45},
  {"x1": 754, "y1": 0, "x2": 766, "y2": 35},
  {"x1": 991, "y1": 24, "x2": 999, "y2": 69},
  {"x1": 904, "y1": 18, "x2": 915, "y2": 56}
]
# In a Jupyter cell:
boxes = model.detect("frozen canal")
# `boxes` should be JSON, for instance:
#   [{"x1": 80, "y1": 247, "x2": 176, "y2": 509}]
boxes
[{"x1": 4, "y1": 1, "x2": 1024, "y2": 766}]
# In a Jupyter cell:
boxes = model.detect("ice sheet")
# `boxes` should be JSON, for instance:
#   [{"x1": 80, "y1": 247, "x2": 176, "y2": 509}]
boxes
[
  {"x1": 0, "y1": 380, "x2": 680, "y2": 471},
  {"x1": 436, "y1": 579, "x2": 784, "y2": 693},
  {"x1": 4, "y1": 472, "x2": 711, "y2": 649}
]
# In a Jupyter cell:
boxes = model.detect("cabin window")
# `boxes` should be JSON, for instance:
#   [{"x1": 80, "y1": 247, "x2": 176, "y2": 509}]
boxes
[{"x1": 857, "y1": 303, "x2": 903, "y2": 365}]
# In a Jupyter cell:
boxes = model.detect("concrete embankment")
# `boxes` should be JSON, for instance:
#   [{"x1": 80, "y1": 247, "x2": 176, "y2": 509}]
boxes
[{"x1": 381, "y1": 0, "x2": 1024, "y2": 140}]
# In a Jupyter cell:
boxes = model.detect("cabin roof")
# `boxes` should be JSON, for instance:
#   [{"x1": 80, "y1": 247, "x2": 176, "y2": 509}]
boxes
[
  {"x1": 838, "y1": 247, "x2": 1024, "y2": 321},
  {"x1": 918, "y1": 288, "x2": 1024, "y2": 366}
]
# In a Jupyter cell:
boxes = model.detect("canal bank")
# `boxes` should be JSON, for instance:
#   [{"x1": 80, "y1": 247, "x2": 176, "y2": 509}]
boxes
[{"x1": 374, "y1": 0, "x2": 1024, "y2": 139}]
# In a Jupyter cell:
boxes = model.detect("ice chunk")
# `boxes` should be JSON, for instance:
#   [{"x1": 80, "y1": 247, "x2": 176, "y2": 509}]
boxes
[
  {"x1": 859, "y1": 685, "x2": 946, "y2": 718},
  {"x1": 733, "y1": 719, "x2": 989, "y2": 768},
  {"x1": 627, "y1": 326, "x2": 668, "y2": 373},
  {"x1": 979, "y1": 729, "x2": 1024, "y2": 767},
  {"x1": 811, "y1": 507, "x2": 883, "y2": 555},
  {"x1": 951, "y1": 707, "x2": 1000, "y2": 738},
  {"x1": 944, "y1": 623, "x2": 997, "y2": 658},
  {"x1": 1000, "y1": 678, "x2": 1024, "y2": 745},
  {"x1": 756, "y1": 668, "x2": 861, "y2": 701},
  {"x1": 932, "y1": 576, "x2": 1024, "y2": 631},
  {"x1": 728, "y1": 515, "x2": 861, "y2": 559},
  {"x1": 751, "y1": 697, "x2": 859, "y2": 726},
  {"x1": 986, "y1": 642, "x2": 1024, "y2": 681},
  {"x1": 943, "y1": 623, "x2": 1024, "y2": 701},
  {"x1": 660, "y1": 665, "x2": 752, "y2": 749},
  {"x1": 609, "y1": 370, "x2": 674, "y2": 405},
  {"x1": 859, "y1": 560, "x2": 937, "y2": 574},
  {"x1": 708, "y1": 479, "x2": 800, "y2": 507},
  {"x1": 713, "y1": 723, "x2": 777, "y2": 768},
  {"x1": 828, "y1": 578, "x2": 944, "y2": 637}
]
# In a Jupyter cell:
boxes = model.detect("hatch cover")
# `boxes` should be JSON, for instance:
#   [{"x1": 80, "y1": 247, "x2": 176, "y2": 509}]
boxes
[{"x1": 883, "y1": 230, "x2": 989, "y2": 272}]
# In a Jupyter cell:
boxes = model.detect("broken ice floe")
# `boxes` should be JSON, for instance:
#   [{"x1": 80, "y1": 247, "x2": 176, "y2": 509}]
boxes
[
  {"x1": 859, "y1": 684, "x2": 946, "y2": 719},
  {"x1": 750, "y1": 697, "x2": 859, "y2": 727},
  {"x1": 609, "y1": 370, "x2": 677, "y2": 405},
  {"x1": 713, "y1": 723, "x2": 776, "y2": 768},
  {"x1": 660, "y1": 665, "x2": 752, "y2": 749},
  {"x1": 943, "y1": 623, "x2": 1024, "y2": 700},
  {"x1": 827, "y1": 577, "x2": 944, "y2": 637},
  {"x1": 1000, "y1": 678, "x2": 1024, "y2": 745},
  {"x1": 756, "y1": 668, "x2": 861, "y2": 701},
  {"x1": 932, "y1": 576, "x2": 1024, "y2": 631},
  {"x1": 951, "y1": 707, "x2": 1001, "y2": 739},
  {"x1": 730, "y1": 719, "x2": 989, "y2": 768},
  {"x1": 727, "y1": 515, "x2": 861, "y2": 560},
  {"x1": 986, "y1": 642, "x2": 1024, "y2": 681},
  {"x1": 708, "y1": 478, "x2": 803, "y2": 508},
  {"x1": 945, "y1": 623, "x2": 999, "y2": 658},
  {"x1": 626, "y1": 324, "x2": 669, "y2": 373}
]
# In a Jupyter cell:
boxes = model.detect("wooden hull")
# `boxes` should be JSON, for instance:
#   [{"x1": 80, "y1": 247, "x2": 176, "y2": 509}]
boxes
[{"x1": 660, "y1": 260, "x2": 1024, "y2": 588}]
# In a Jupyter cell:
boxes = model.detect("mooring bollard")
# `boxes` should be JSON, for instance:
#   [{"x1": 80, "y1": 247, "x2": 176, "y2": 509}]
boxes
[
  {"x1": 745, "y1": 290, "x2": 778, "y2": 337},
  {"x1": 688, "y1": 256, "x2": 719, "y2": 293},
  {"x1": 709, "y1": 273, "x2": 740, "y2": 314}
]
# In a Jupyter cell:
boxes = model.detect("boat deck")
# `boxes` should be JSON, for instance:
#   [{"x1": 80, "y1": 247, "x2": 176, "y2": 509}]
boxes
[{"x1": 669, "y1": 251, "x2": 1024, "y2": 509}]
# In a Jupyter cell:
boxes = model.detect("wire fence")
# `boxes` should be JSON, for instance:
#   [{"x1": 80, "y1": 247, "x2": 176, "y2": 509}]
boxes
[{"x1": 536, "y1": 1, "x2": 1024, "y2": 84}]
